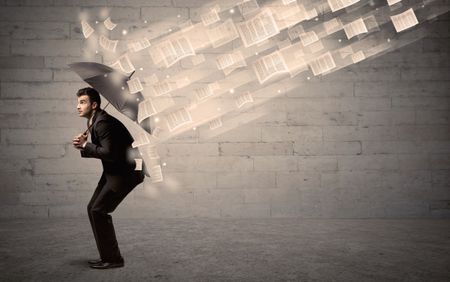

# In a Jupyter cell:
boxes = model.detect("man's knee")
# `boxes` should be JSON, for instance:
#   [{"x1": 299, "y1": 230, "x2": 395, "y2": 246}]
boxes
[{"x1": 91, "y1": 204, "x2": 114, "y2": 217}]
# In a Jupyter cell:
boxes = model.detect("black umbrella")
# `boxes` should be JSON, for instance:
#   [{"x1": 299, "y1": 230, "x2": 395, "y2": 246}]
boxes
[{"x1": 68, "y1": 62, "x2": 152, "y2": 134}]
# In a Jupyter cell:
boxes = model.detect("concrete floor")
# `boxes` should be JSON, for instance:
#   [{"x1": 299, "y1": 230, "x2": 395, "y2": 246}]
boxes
[{"x1": 0, "y1": 218, "x2": 449, "y2": 282}]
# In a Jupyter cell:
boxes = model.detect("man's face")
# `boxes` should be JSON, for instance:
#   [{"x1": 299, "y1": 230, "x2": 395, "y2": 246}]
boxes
[{"x1": 77, "y1": 95, "x2": 96, "y2": 118}]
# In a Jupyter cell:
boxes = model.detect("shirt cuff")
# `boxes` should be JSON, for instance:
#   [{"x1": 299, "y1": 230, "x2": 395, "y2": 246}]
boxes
[{"x1": 82, "y1": 141, "x2": 88, "y2": 148}]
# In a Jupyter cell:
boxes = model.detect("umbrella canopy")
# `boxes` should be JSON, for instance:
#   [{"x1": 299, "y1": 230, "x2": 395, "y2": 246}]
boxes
[{"x1": 69, "y1": 62, "x2": 151, "y2": 133}]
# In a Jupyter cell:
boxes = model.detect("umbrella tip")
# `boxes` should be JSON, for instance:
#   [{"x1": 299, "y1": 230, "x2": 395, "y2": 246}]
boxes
[{"x1": 67, "y1": 62, "x2": 82, "y2": 69}]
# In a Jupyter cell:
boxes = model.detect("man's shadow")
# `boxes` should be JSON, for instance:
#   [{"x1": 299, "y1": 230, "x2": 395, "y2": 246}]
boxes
[{"x1": 68, "y1": 257, "x2": 96, "y2": 269}]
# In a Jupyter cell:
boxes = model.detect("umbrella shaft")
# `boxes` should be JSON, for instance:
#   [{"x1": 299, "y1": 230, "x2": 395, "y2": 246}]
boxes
[{"x1": 83, "y1": 102, "x2": 110, "y2": 135}]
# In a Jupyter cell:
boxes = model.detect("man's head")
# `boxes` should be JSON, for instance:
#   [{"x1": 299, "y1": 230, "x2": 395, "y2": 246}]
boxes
[{"x1": 76, "y1": 87, "x2": 101, "y2": 118}]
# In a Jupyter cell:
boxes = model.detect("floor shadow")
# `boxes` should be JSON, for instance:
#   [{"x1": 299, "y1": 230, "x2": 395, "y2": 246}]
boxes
[{"x1": 68, "y1": 258, "x2": 90, "y2": 268}]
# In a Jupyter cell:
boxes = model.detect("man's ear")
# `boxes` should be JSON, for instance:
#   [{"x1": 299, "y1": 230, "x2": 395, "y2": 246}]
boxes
[{"x1": 92, "y1": 101, "x2": 98, "y2": 110}]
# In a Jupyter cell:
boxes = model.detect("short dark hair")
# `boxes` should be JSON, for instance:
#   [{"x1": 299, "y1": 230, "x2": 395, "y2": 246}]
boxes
[{"x1": 76, "y1": 87, "x2": 101, "y2": 108}]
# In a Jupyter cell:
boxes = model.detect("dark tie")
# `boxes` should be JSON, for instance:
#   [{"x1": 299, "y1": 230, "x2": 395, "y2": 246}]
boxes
[{"x1": 86, "y1": 117, "x2": 93, "y2": 136}]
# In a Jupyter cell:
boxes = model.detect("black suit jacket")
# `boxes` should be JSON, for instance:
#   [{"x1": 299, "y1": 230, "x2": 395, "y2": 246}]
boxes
[{"x1": 81, "y1": 109, "x2": 137, "y2": 175}]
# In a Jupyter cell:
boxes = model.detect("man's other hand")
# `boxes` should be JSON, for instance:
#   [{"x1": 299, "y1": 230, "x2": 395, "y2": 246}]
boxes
[{"x1": 73, "y1": 133, "x2": 88, "y2": 150}]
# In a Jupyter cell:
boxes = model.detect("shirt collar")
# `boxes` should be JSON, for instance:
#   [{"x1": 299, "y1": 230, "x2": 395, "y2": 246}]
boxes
[{"x1": 88, "y1": 111, "x2": 96, "y2": 127}]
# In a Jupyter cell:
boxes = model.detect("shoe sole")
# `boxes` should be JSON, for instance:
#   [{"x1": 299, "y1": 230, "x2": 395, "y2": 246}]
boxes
[{"x1": 89, "y1": 264, "x2": 124, "y2": 269}]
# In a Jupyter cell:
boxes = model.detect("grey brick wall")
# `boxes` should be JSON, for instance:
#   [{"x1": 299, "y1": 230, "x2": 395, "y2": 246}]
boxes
[{"x1": 0, "y1": 0, "x2": 449, "y2": 218}]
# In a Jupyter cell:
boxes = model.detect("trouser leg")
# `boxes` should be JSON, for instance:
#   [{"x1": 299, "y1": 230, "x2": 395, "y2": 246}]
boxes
[
  {"x1": 87, "y1": 173, "x2": 106, "y2": 258},
  {"x1": 89, "y1": 172, "x2": 144, "y2": 262}
]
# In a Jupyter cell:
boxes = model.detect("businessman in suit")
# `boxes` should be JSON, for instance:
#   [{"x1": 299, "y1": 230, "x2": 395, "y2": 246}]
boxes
[{"x1": 72, "y1": 87, "x2": 144, "y2": 269}]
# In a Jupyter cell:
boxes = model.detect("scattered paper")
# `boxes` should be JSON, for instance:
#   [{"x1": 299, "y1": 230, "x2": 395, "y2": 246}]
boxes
[
  {"x1": 209, "y1": 117, "x2": 223, "y2": 130},
  {"x1": 195, "y1": 82, "x2": 220, "y2": 101},
  {"x1": 152, "y1": 127, "x2": 162, "y2": 138},
  {"x1": 391, "y1": 8, "x2": 419, "y2": 33},
  {"x1": 351, "y1": 50, "x2": 366, "y2": 63},
  {"x1": 99, "y1": 35, "x2": 118, "y2": 52},
  {"x1": 287, "y1": 24, "x2": 304, "y2": 41},
  {"x1": 235, "y1": 91, "x2": 254, "y2": 108},
  {"x1": 149, "y1": 165, "x2": 163, "y2": 183},
  {"x1": 344, "y1": 18, "x2": 368, "y2": 39},
  {"x1": 103, "y1": 17, "x2": 117, "y2": 31},
  {"x1": 338, "y1": 45, "x2": 354, "y2": 58},
  {"x1": 109, "y1": 53, "x2": 135, "y2": 73},
  {"x1": 299, "y1": 30, "x2": 319, "y2": 47},
  {"x1": 132, "y1": 132, "x2": 152, "y2": 148},
  {"x1": 327, "y1": 0, "x2": 360, "y2": 12},
  {"x1": 165, "y1": 107, "x2": 193, "y2": 132},
  {"x1": 282, "y1": 0, "x2": 297, "y2": 5},
  {"x1": 143, "y1": 145, "x2": 159, "y2": 159},
  {"x1": 217, "y1": 51, "x2": 244, "y2": 70},
  {"x1": 201, "y1": 5, "x2": 221, "y2": 26},
  {"x1": 151, "y1": 80, "x2": 177, "y2": 96},
  {"x1": 309, "y1": 51, "x2": 336, "y2": 76},
  {"x1": 146, "y1": 73, "x2": 159, "y2": 85},
  {"x1": 238, "y1": 0, "x2": 260, "y2": 16},
  {"x1": 253, "y1": 51, "x2": 288, "y2": 84},
  {"x1": 387, "y1": 0, "x2": 402, "y2": 6},
  {"x1": 237, "y1": 9, "x2": 280, "y2": 47},
  {"x1": 155, "y1": 36, "x2": 195, "y2": 68},
  {"x1": 81, "y1": 20, "x2": 95, "y2": 39},
  {"x1": 324, "y1": 18, "x2": 343, "y2": 34},
  {"x1": 207, "y1": 19, "x2": 239, "y2": 48},
  {"x1": 138, "y1": 99, "x2": 157, "y2": 123},
  {"x1": 127, "y1": 77, "x2": 144, "y2": 94},
  {"x1": 127, "y1": 38, "x2": 151, "y2": 52},
  {"x1": 134, "y1": 159, "x2": 142, "y2": 170}
]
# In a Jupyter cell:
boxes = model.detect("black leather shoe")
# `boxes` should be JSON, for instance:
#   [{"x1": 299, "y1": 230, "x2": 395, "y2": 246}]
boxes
[
  {"x1": 89, "y1": 261, "x2": 124, "y2": 269},
  {"x1": 88, "y1": 259, "x2": 103, "y2": 265}
]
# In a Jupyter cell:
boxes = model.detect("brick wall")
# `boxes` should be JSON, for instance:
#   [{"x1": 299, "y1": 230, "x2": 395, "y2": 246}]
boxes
[{"x1": 0, "y1": 0, "x2": 449, "y2": 218}]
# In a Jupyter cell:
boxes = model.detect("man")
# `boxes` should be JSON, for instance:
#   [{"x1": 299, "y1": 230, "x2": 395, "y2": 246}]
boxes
[{"x1": 72, "y1": 87, "x2": 144, "y2": 269}]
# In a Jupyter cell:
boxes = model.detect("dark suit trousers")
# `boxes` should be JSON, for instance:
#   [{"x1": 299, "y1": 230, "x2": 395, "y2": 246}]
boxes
[{"x1": 87, "y1": 171, "x2": 144, "y2": 262}]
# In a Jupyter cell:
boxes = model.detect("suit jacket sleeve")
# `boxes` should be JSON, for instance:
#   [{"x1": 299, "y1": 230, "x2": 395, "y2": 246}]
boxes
[{"x1": 80, "y1": 120, "x2": 121, "y2": 162}]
